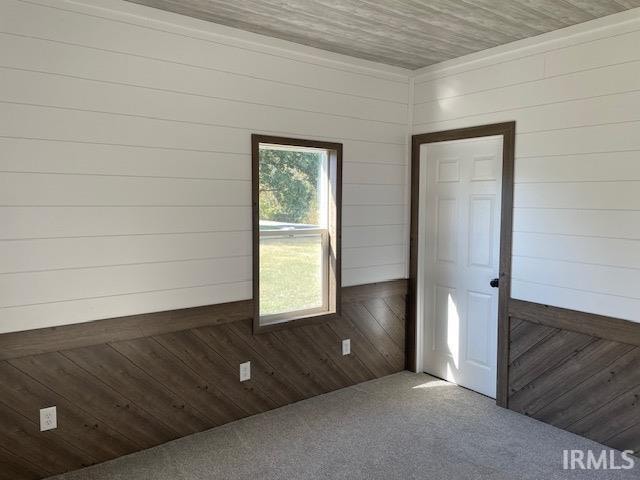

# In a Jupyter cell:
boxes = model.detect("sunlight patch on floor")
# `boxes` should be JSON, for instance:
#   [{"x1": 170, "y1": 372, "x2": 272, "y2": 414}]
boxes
[{"x1": 411, "y1": 378, "x2": 452, "y2": 389}]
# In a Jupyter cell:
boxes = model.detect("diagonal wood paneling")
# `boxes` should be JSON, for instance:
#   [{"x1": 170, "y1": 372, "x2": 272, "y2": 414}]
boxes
[
  {"x1": 0, "y1": 280, "x2": 406, "y2": 480},
  {"x1": 62, "y1": 343, "x2": 215, "y2": 435},
  {"x1": 0, "y1": 405, "x2": 91, "y2": 477},
  {"x1": 0, "y1": 362, "x2": 137, "y2": 464},
  {"x1": 508, "y1": 329, "x2": 595, "y2": 394},
  {"x1": 0, "y1": 444, "x2": 49, "y2": 480},
  {"x1": 226, "y1": 319, "x2": 327, "y2": 399},
  {"x1": 507, "y1": 312, "x2": 640, "y2": 455},
  {"x1": 608, "y1": 422, "x2": 640, "y2": 456},
  {"x1": 8, "y1": 352, "x2": 178, "y2": 448},
  {"x1": 154, "y1": 328, "x2": 277, "y2": 414}
]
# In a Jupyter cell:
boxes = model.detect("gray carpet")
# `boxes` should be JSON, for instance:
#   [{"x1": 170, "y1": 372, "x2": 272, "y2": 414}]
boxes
[{"x1": 51, "y1": 372, "x2": 639, "y2": 480}]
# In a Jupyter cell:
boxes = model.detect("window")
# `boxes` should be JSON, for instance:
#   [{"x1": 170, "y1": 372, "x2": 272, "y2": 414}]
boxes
[{"x1": 252, "y1": 135, "x2": 341, "y2": 332}]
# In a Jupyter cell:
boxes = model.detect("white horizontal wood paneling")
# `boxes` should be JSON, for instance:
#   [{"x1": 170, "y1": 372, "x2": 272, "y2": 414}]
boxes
[
  {"x1": 342, "y1": 184, "x2": 405, "y2": 206},
  {"x1": 414, "y1": 60, "x2": 640, "y2": 126},
  {"x1": 510, "y1": 279, "x2": 640, "y2": 324},
  {"x1": 0, "y1": 206, "x2": 251, "y2": 239},
  {"x1": 0, "y1": 67, "x2": 406, "y2": 145},
  {"x1": 343, "y1": 162, "x2": 405, "y2": 185},
  {"x1": 515, "y1": 151, "x2": 640, "y2": 183},
  {"x1": 0, "y1": 137, "x2": 404, "y2": 184},
  {"x1": 3, "y1": 0, "x2": 408, "y2": 97},
  {"x1": 0, "y1": 33, "x2": 408, "y2": 124},
  {"x1": 513, "y1": 208, "x2": 640, "y2": 240},
  {"x1": 342, "y1": 206, "x2": 406, "y2": 227},
  {"x1": 414, "y1": 55, "x2": 545, "y2": 104},
  {"x1": 2, "y1": 102, "x2": 250, "y2": 153},
  {"x1": 0, "y1": 231, "x2": 252, "y2": 273},
  {"x1": 342, "y1": 263, "x2": 406, "y2": 287},
  {"x1": 1, "y1": 0, "x2": 408, "y2": 102},
  {"x1": 414, "y1": 11, "x2": 640, "y2": 323},
  {"x1": 517, "y1": 123, "x2": 640, "y2": 158},
  {"x1": 342, "y1": 245, "x2": 405, "y2": 269},
  {"x1": 0, "y1": 173, "x2": 251, "y2": 206},
  {"x1": 512, "y1": 256, "x2": 640, "y2": 301},
  {"x1": 342, "y1": 225, "x2": 407, "y2": 248},
  {"x1": 0, "y1": 282, "x2": 252, "y2": 334},
  {"x1": 413, "y1": 88, "x2": 640, "y2": 135},
  {"x1": 544, "y1": 28, "x2": 640, "y2": 77},
  {"x1": 513, "y1": 232, "x2": 640, "y2": 270},
  {"x1": 342, "y1": 142, "x2": 405, "y2": 165},
  {"x1": 0, "y1": 0, "x2": 410, "y2": 332},
  {"x1": 514, "y1": 182, "x2": 640, "y2": 210},
  {"x1": 0, "y1": 138, "x2": 251, "y2": 179},
  {"x1": 1, "y1": 256, "x2": 252, "y2": 308}
]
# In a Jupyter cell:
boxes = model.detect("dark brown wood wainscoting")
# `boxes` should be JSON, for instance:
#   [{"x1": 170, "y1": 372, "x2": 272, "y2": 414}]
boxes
[
  {"x1": 507, "y1": 300, "x2": 640, "y2": 455},
  {"x1": 0, "y1": 280, "x2": 406, "y2": 480}
]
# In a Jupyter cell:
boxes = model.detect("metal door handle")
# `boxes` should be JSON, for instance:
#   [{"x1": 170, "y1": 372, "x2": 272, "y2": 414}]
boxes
[{"x1": 490, "y1": 278, "x2": 499, "y2": 288}]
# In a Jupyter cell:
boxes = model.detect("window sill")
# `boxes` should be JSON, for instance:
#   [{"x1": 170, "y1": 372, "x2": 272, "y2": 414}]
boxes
[{"x1": 253, "y1": 310, "x2": 340, "y2": 335}]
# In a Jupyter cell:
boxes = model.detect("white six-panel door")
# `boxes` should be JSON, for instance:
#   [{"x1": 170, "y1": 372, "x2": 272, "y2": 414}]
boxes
[{"x1": 420, "y1": 136, "x2": 503, "y2": 398}]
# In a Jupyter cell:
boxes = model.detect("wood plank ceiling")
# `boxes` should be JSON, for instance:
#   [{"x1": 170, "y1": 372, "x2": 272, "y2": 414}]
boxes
[{"x1": 125, "y1": 0, "x2": 640, "y2": 69}]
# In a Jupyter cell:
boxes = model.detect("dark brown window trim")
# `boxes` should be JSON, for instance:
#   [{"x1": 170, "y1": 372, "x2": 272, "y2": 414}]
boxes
[
  {"x1": 252, "y1": 134, "x2": 342, "y2": 335},
  {"x1": 406, "y1": 122, "x2": 516, "y2": 407}
]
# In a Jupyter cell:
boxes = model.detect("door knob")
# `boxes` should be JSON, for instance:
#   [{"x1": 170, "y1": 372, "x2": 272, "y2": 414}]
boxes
[{"x1": 490, "y1": 278, "x2": 499, "y2": 288}]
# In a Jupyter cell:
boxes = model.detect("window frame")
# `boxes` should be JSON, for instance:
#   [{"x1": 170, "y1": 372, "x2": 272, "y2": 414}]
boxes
[{"x1": 252, "y1": 134, "x2": 342, "y2": 334}]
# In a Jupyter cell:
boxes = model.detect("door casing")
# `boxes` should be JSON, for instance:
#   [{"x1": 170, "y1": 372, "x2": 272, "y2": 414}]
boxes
[{"x1": 406, "y1": 122, "x2": 516, "y2": 407}]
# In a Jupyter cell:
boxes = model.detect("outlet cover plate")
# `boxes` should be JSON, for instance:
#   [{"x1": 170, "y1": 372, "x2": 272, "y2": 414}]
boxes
[
  {"x1": 342, "y1": 339, "x2": 351, "y2": 355},
  {"x1": 240, "y1": 361, "x2": 251, "y2": 382},
  {"x1": 40, "y1": 406, "x2": 57, "y2": 431}
]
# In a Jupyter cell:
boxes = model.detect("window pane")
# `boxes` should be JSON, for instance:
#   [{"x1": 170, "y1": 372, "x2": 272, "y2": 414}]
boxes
[
  {"x1": 259, "y1": 234, "x2": 324, "y2": 317},
  {"x1": 259, "y1": 146, "x2": 327, "y2": 231}
]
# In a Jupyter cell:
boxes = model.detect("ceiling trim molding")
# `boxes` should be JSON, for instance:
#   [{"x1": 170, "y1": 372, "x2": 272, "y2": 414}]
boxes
[
  {"x1": 27, "y1": 0, "x2": 412, "y2": 82},
  {"x1": 412, "y1": 6, "x2": 640, "y2": 81}
]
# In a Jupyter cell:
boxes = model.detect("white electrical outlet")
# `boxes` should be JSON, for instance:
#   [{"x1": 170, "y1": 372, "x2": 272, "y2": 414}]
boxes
[
  {"x1": 240, "y1": 361, "x2": 251, "y2": 382},
  {"x1": 40, "y1": 406, "x2": 57, "y2": 431},
  {"x1": 342, "y1": 339, "x2": 351, "y2": 356}
]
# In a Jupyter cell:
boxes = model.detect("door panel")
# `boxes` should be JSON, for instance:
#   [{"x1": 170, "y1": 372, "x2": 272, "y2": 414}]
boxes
[
  {"x1": 466, "y1": 291, "x2": 492, "y2": 367},
  {"x1": 469, "y1": 196, "x2": 494, "y2": 267},
  {"x1": 422, "y1": 136, "x2": 503, "y2": 398},
  {"x1": 437, "y1": 158, "x2": 460, "y2": 182},
  {"x1": 434, "y1": 284, "x2": 457, "y2": 357},
  {"x1": 436, "y1": 198, "x2": 457, "y2": 264}
]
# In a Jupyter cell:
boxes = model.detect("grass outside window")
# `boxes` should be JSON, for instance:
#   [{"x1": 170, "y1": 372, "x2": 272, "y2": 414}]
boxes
[{"x1": 259, "y1": 235, "x2": 323, "y2": 316}]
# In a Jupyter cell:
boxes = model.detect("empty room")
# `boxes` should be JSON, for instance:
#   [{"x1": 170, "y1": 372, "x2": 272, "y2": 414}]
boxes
[{"x1": 2, "y1": 0, "x2": 640, "y2": 478}]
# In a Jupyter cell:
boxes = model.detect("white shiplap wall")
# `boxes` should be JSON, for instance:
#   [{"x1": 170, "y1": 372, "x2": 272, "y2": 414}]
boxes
[
  {"x1": 0, "y1": 0, "x2": 410, "y2": 333},
  {"x1": 412, "y1": 9, "x2": 640, "y2": 324},
  {"x1": 5, "y1": 0, "x2": 639, "y2": 334}
]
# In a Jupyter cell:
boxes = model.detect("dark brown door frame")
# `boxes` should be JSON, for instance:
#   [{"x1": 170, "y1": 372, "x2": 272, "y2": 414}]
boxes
[{"x1": 406, "y1": 121, "x2": 516, "y2": 407}]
